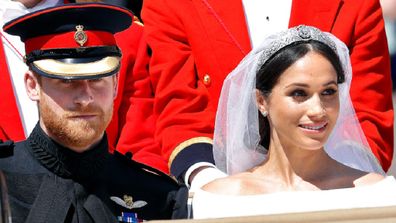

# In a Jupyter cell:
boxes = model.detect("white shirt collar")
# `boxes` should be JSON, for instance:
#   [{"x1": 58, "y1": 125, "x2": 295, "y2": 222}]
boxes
[{"x1": 242, "y1": 0, "x2": 292, "y2": 49}]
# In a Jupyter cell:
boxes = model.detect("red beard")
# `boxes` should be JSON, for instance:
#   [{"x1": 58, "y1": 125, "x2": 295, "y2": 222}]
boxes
[{"x1": 39, "y1": 95, "x2": 113, "y2": 152}]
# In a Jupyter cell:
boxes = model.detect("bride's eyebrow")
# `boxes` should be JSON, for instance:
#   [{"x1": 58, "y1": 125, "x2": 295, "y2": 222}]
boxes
[
  {"x1": 284, "y1": 83, "x2": 309, "y2": 89},
  {"x1": 284, "y1": 80, "x2": 337, "y2": 89},
  {"x1": 323, "y1": 80, "x2": 338, "y2": 86}
]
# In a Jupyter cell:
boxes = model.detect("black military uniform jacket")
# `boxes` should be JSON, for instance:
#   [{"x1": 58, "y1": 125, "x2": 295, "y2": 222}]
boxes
[{"x1": 0, "y1": 124, "x2": 188, "y2": 223}]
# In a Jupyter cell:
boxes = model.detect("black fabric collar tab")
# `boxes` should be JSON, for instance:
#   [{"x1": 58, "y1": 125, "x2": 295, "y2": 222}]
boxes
[
  {"x1": 0, "y1": 140, "x2": 14, "y2": 158},
  {"x1": 27, "y1": 123, "x2": 110, "y2": 180}
]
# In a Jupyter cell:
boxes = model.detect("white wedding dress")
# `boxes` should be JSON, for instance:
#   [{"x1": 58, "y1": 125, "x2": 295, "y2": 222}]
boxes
[{"x1": 192, "y1": 176, "x2": 396, "y2": 219}]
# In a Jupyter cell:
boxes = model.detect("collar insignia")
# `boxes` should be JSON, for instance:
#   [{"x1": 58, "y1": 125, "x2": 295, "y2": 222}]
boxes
[
  {"x1": 74, "y1": 25, "x2": 87, "y2": 47},
  {"x1": 110, "y1": 195, "x2": 147, "y2": 209}
]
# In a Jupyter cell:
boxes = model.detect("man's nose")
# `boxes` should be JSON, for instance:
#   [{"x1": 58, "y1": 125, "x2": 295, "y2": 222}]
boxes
[{"x1": 74, "y1": 81, "x2": 94, "y2": 106}]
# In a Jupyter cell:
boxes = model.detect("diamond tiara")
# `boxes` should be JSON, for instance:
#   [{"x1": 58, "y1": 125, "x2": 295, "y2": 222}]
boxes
[{"x1": 257, "y1": 25, "x2": 338, "y2": 71}]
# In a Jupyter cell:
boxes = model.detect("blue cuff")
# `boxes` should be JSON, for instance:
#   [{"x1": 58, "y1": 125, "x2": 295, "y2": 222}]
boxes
[{"x1": 170, "y1": 143, "x2": 214, "y2": 180}]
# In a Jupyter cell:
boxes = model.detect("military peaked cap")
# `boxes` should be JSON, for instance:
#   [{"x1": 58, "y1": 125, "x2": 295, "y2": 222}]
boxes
[{"x1": 3, "y1": 3, "x2": 133, "y2": 79}]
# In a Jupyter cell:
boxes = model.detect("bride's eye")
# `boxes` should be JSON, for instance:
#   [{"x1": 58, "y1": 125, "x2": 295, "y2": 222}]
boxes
[
  {"x1": 322, "y1": 88, "x2": 337, "y2": 96},
  {"x1": 290, "y1": 89, "x2": 307, "y2": 98},
  {"x1": 288, "y1": 89, "x2": 308, "y2": 103}
]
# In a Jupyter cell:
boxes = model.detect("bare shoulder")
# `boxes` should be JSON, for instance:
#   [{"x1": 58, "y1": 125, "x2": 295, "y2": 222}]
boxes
[
  {"x1": 201, "y1": 173, "x2": 256, "y2": 195},
  {"x1": 353, "y1": 172, "x2": 385, "y2": 187}
]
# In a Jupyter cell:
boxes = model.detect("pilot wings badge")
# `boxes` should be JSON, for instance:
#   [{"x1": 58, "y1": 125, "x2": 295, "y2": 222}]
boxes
[{"x1": 110, "y1": 195, "x2": 147, "y2": 209}]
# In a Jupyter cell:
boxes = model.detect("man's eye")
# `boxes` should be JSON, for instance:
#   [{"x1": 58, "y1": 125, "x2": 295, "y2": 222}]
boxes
[
  {"x1": 89, "y1": 78, "x2": 103, "y2": 82},
  {"x1": 61, "y1": 79, "x2": 73, "y2": 84}
]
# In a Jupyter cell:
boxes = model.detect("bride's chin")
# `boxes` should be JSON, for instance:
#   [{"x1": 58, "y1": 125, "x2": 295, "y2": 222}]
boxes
[{"x1": 297, "y1": 139, "x2": 327, "y2": 151}]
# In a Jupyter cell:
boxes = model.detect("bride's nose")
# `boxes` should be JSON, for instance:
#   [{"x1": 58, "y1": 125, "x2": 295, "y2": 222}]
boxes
[{"x1": 306, "y1": 94, "x2": 326, "y2": 118}]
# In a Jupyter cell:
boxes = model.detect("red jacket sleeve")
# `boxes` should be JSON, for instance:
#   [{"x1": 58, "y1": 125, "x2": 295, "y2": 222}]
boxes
[
  {"x1": 106, "y1": 21, "x2": 169, "y2": 173},
  {"x1": 340, "y1": 0, "x2": 393, "y2": 171},
  {"x1": 142, "y1": 0, "x2": 216, "y2": 178}
]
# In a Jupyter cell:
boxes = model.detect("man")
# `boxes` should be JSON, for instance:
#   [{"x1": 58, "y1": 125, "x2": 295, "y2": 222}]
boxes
[
  {"x1": 141, "y1": 0, "x2": 394, "y2": 187},
  {"x1": 1, "y1": 0, "x2": 168, "y2": 173},
  {"x1": 0, "y1": 4, "x2": 187, "y2": 222}
]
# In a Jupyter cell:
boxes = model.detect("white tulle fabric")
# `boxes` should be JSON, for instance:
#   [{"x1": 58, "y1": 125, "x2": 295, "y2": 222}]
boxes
[{"x1": 213, "y1": 26, "x2": 384, "y2": 175}]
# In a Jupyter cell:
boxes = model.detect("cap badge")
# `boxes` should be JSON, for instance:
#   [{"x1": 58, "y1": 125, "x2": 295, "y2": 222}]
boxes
[
  {"x1": 110, "y1": 195, "x2": 148, "y2": 209},
  {"x1": 74, "y1": 25, "x2": 88, "y2": 46}
]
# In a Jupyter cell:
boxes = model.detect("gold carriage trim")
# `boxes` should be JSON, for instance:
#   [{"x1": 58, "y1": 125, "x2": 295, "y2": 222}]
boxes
[{"x1": 168, "y1": 137, "x2": 213, "y2": 169}]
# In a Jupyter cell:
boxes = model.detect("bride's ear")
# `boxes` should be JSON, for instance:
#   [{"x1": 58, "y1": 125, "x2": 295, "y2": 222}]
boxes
[{"x1": 256, "y1": 89, "x2": 268, "y2": 115}]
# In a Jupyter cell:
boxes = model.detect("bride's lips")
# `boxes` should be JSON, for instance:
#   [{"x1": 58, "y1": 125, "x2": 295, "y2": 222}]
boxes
[{"x1": 298, "y1": 122, "x2": 328, "y2": 133}]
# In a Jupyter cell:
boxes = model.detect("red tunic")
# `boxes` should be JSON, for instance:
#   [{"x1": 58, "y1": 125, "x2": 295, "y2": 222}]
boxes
[{"x1": 102, "y1": 21, "x2": 169, "y2": 173}]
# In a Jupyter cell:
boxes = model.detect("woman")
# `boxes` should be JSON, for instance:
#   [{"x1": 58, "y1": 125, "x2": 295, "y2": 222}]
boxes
[{"x1": 192, "y1": 25, "x2": 396, "y2": 219}]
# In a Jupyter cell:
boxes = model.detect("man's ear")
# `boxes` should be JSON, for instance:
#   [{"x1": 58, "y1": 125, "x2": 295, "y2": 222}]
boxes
[
  {"x1": 255, "y1": 89, "x2": 268, "y2": 114},
  {"x1": 25, "y1": 71, "x2": 40, "y2": 101},
  {"x1": 113, "y1": 74, "x2": 119, "y2": 99}
]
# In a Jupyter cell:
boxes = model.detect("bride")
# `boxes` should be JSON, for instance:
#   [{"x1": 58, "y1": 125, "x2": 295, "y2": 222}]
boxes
[{"x1": 192, "y1": 25, "x2": 396, "y2": 219}]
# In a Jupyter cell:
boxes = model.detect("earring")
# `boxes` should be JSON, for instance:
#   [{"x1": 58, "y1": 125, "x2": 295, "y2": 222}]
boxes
[{"x1": 260, "y1": 111, "x2": 268, "y2": 117}]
